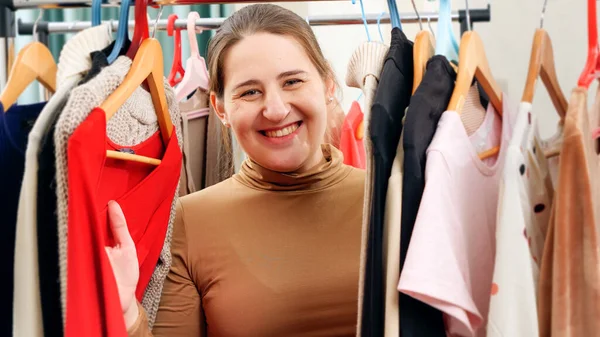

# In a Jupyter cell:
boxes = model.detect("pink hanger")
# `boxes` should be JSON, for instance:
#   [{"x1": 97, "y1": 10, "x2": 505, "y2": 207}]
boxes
[{"x1": 175, "y1": 11, "x2": 210, "y2": 102}]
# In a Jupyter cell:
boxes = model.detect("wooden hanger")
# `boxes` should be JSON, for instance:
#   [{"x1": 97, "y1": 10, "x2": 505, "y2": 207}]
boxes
[
  {"x1": 412, "y1": 30, "x2": 435, "y2": 94},
  {"x1": 99, "y1": 38, "x2": 173, "y2": 166},
  {"x1": 448, "y1": 31, "x2": 503, "y2": 160},
  {"x1": 522, "y1": 29, "x2": 568, "y2": 118},
  {"x1": 0, "y1": 41, "x2": 56, "y2": 109}
]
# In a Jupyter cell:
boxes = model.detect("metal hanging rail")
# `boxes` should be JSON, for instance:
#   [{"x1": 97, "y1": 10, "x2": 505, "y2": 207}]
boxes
[
  {"x1": 18, "y1": 7, "x2": 491, "y2": 34},
  {"x1": 4, "y1": 0, "x2": 340, "y2": 10}
]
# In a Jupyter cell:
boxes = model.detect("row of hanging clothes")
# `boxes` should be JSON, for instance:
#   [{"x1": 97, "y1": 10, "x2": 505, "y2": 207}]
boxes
[
  {"x1": 0, "y1": 0, "x2": 403, "y2": 335},
  {"x1": 0, "y1": 0, "x2": 246, "y2": 334},
  {"x1": 355, "y1": 0, "x2": 600, "y2": 336}
]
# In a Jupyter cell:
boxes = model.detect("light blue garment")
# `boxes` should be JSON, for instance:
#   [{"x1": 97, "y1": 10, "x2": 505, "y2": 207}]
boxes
[{"x1": 435, "y1": 0, "x2": 459, "y2": 63}]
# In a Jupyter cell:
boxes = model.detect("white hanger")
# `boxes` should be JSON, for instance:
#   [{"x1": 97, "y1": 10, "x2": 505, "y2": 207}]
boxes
[{"x1": 175, "y1": 11, "x2": 210, "y2": 102}]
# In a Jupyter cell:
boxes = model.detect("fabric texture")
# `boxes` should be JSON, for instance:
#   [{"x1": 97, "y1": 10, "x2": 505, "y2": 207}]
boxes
[
  {"x1": 361, "y1": 27, "x2": 413, "y2": 337},
  {"x1": 128, "y1": 145, "x2": 364, "y2": 337},
  {"x1": 398, "y1": 88, "x2": 515, "y2": 337},
  {"x1": 1, "y1": 101, "x2": 44, "y2": 336},
  {"x1": 65, "y1": 108, "x2": 182, "y2": 337},
  {"x1": 398, "y1": 55, "x2": 456, "y2": 337},
  {"x1": 487, "y1": 102, "x2": 554, "y2": 337},
  {"x1": 340, "y1": 100, "x2": 366, "y2": 169},
  {"x1": 382, "y1": 129, "x2": 403, "y2": 337},
  {"x1": 54, "y1": 56, "x2": 183, "y2": 328},
  {"x1": 538, "y1": 87, "x2": 600, "y2": 337},
  {"x1": 12, "y1": 23, "x2": 114, "y2": 337}
]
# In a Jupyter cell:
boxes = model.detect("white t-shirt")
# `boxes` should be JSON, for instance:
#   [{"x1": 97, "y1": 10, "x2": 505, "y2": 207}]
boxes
[{"x1": 486, "y1": 102, "x2": 554, "y2": 337}]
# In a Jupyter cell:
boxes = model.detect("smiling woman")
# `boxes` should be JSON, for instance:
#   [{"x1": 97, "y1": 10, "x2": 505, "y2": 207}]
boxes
[{"x1": 105, "y1": 4, "x2": 366, "y2": 337}]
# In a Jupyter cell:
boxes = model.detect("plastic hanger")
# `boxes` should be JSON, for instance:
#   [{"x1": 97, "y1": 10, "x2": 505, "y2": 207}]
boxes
[
  {"x1": 435, "y1": 0, "x2": 459, "y2": 63},
  {"x1": 353, "y1": 0, "x2": 371, "y2": 42},
  {"x1": 167, "y1": 14, "x2": 185, "y2": 87},
  {"x1": 174, "y1": 11, "x2": 209, "y2": 102},
  {"x1": 578, "y1": 0, "x2": 600, "y2": 88},
  {"x1": 91, "y1": 0, "x2": 102, "y2": 26},
  {"x1": 411, "y1": 0, "x2": 435, "y2": 93},
  {"x1": 387, "y1": 0, "x2": 402, "y2": 30},
  {"x1": 377, "y1": 12, "x2": 385, "y2": 42},
  {"x1": 126, "y1": 0, "x2": 150, "y2": 59},
  {"x1": 448, "y1": 0, "x2": 503, "y2": 160},
  {"x1": 0, "y1": 10, "x2": 56, "y2": 109},
  {"x1": 107, "y1": 0, "x2": 132, "y2": 63},
  {"x1": 100, "y1": 7, "x2": 172, "y2": 166},
  {"x1": 522, "y1": 0, "x2": 568, "y2": 118}
]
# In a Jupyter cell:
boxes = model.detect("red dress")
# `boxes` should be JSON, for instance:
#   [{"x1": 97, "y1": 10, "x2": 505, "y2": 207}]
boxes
[
  {"x1": 65, "y1": 108, "x2": 182, "y2": 337},
  {"x1": 340, "y1": 101, "x2": 366, "y2": 169}
]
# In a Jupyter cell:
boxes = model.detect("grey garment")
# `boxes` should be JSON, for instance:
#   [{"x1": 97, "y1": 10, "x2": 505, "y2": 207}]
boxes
[{"x1": 53, "y1": 56, "x2": 182, "y2": 329}]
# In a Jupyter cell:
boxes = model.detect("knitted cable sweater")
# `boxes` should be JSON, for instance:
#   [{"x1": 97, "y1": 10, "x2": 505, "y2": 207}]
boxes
[{"x1": 54, "y1": 56, "x2": 182, "y2": 328}]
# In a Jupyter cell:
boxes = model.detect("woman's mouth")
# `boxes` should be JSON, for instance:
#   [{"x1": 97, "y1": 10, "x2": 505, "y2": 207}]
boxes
[{"x1": 260, "y1": 121, "x2": 302, "y2": 138}]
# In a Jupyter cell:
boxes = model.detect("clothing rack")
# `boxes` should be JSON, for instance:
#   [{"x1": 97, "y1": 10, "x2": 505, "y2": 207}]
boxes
[{"x1": 17, "y1": 7, "x2": 491, "y2": 35}]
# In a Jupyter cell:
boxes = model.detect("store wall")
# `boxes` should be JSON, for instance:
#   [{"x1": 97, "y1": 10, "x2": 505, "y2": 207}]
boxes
[{"x1": 238, "y1": 0, "x2": 591, "y2": 139}]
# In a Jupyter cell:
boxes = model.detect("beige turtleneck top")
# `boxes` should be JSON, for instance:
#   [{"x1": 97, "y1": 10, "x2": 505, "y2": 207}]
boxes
[{"x1": 128, "y1": 144, "x2": 365, "y2": 337}]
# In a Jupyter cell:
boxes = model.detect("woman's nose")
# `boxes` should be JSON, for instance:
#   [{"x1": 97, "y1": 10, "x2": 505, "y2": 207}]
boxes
[{"x1": 263, "y1": 91, "x2": 290, "y2": 123}]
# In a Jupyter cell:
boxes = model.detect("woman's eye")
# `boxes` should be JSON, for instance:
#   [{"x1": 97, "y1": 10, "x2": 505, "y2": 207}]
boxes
[
  {"x1": 284, "y1": 79, "x2": 303, "y2": 86},
  {"x1": 240, "y1": 89, "x2": 259, "y2": 97}
]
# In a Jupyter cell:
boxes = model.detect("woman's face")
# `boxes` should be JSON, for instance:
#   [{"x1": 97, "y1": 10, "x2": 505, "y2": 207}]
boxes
[{"x1": 211, "y1": 32, "x2": 334, "y2": 173}]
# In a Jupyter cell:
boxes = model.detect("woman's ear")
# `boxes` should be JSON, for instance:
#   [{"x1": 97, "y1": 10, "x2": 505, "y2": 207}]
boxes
[{"x1": 210, "y1": 92, "x2": 230, "y2": 127}]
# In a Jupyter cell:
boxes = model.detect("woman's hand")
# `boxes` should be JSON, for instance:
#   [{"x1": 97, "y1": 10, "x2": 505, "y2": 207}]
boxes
[{"x1": 105, "y1": 200, "x2": 140, "y2": 328}]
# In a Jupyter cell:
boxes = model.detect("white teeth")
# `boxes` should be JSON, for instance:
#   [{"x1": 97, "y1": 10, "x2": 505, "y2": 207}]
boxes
[{"x1": 265, "y1": 123, "x2": 299, "y2": 138}]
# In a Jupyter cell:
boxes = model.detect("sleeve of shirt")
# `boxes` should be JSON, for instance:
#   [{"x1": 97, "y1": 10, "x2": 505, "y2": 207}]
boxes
[
  {"x1": 128, "y1": 200, "x2": 206, "y2": 337},
  {"x1": 397, "y1": 150, "x2": 481, "y2": 336}
]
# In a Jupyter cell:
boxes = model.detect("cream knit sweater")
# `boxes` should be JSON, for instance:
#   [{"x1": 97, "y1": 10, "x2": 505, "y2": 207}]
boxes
[{"x1": 54, "y1": 56, "x2": 182, "y2": 328}]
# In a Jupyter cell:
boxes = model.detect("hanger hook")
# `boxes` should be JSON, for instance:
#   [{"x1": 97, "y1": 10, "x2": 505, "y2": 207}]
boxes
[
  {"x1": 377, "y1": 11, "x2": 385, "y2": 42},
  {"x1": 464, "y1": 0, "x2": 472, "y2": 31},
  {"x1": 33, "y1": 9, "x2": 44, "y2": 42},
  {"x1": 540, "y1": 0, "x2": 549, "y2": 29},
  {"x1": 152, "y1": 5, "x2": 164, "y2": 39},
  {"x1": 410, "y1": 0, "x2": 423, "y2": 31},
  {"x1": 305, "y1": 14, "x2": 310, "y2": 25}
]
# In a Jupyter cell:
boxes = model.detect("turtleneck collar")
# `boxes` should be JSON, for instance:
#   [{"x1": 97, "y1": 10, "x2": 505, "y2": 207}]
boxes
[{"x1": 234, "y1": 144, "x2": 351, "y2": 192}]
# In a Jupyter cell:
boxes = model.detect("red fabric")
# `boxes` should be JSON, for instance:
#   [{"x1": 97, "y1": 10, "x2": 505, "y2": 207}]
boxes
[
  {"x1": 340, "y1": 101, "x2": 366, "y2": 169},
  {"x1": 65, "y1": 108, "x2": 182, "y2": 337}
]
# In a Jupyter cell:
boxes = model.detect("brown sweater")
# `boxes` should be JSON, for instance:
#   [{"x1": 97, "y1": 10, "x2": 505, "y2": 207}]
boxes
[
  {"x1": 538, "y1": 87, "x2": 600, "y2": 336},
  {"x1": 128, "y1": 144, "x2": 365, "y2": 337}
]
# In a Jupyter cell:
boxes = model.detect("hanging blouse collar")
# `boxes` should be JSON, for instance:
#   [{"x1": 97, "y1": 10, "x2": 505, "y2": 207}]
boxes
[{"x1": 234, "y1": 144, "x2": 351, "y2": 192}]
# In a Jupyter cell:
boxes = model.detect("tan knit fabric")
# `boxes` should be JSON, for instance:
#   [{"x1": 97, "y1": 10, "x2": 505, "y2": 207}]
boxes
[
  {"x1": 460, "y1": 85, "x2": 486, "y2": 136},
  {"x1": 345, "y1": 41, "x2": 389, "y2": 337},
  {"x1": 54, "y1": 56, "x2": 183, "y2": 328}
]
